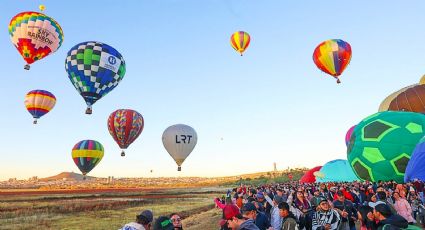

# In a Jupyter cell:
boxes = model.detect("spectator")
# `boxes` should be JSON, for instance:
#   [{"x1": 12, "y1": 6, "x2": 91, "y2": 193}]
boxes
[
  {"x1": 393, "y1": 192, "x2": 415, "y2": 224},
  {"x1": 223, "y1": 203, "x2": 259, "y2": 230},
  {"x1": 373, "y1": 203, "x2": 408, "y2": 229},
  {"x1": 153, "y1": 216, "x2": 174, "y2": 230},
  {"x1": 333, "y1": 191, "x2": 357, "y2": 230},
  {"x1": 312, "y1": 196, "x2": 341, "y2": 230},
  {"x1": 243, "y1": 202, "x2": 270, "y2": 230},
  {"x1": 120, "y1": 210, "x2": 153, "y2": 230},
  {"x1": 357, "y1": 205, "x2": 375, "y2": 230},
  {"x1": 278, "y1": 202, "x2": 299, "y2": 230},
  {"x1": 169, "y1": 213, "x2": 183, "y2": 230}
]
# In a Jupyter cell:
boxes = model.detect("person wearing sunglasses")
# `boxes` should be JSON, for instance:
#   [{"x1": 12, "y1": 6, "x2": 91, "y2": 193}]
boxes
[{"x1": 169, "y1": 213, "x2": 183, "y2": 230}]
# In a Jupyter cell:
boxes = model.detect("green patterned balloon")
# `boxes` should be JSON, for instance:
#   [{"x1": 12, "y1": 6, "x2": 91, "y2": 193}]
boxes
[{"x1": 347, "y1": 111, "x2": 425, "y2": 183}]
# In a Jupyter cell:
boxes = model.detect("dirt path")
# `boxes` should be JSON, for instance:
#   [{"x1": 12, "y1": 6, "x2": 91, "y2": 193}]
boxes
[{"x1": 183, "y1": 208, "x2": 222, "y2": 230}]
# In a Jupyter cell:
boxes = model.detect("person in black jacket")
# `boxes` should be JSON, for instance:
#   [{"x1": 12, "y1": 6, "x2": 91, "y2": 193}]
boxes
[
  {"x1": 333, "y1": 191, "x2": 357, "y2": 230},
  {"x1": 373, "y1": 203, "x2": 408, "y2": 230}
]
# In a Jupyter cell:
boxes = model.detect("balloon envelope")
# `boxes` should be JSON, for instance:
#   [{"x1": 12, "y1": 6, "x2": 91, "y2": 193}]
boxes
[
  {"x1": 24, "y1": 90, "x2": 56, "y2": 124},
  {"x1": 65, "y1": 41, "x2": 126, "y2": 114},
  {"x1": 378, "y1": 85, "x2": 415, "y2": 112},
  {"x1": 345, "y1": 125, "x2": 356, "y2": 147},
  {"x1": 9, "y1": 11, "x2": 64, "y2": 69},
  {"x1": 108, "y1": 109, "x2": 144, "y2": 156},
  {"x1": 71, "y1": 140, "x2": 104, "y2": 175},
  {"x1": 300, "y1": 166, "x2": 322, "y2": 183},
  {"x1": 316, "y1": 159, "x2": 358, "y2": 182},
  {"x1": 347, "y1": 111, "x2": 425, "y2": 183},
  {"x1": 230, "y1": 31, "x2": 250, "y2": 55},
  {"x1": 313, "y1": 39, "x2": 352, "y2": 83},
  {"x1": 162, "y1": 124, "x2": 197, "y2": 171},
  {"x1": 405, "y1": 136, "x2": 425, "y2": 182}
]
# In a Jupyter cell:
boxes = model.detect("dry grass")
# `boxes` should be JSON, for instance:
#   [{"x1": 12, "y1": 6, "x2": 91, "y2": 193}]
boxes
[{"x1": 0, "y1": 187, "x2": 225, "y2": 230}]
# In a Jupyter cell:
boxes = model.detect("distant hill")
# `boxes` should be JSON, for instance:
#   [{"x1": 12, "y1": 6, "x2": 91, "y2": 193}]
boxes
[{"x1": 39, "y1": 172, "x2": 96, "y2": 181}]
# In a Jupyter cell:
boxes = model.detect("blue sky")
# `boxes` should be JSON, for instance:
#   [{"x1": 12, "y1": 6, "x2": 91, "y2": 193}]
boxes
[{"x1": 1, "y1": 1, "x2": 425, "y2": 180}]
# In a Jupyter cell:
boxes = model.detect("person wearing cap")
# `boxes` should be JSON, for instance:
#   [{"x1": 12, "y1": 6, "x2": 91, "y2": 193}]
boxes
[
  {"x1": 223, "y1": 203, "x2": 260, "y2": 230},
  {"x1": 333, "y1": 191, "x2": 356, "y2": 230},
  {"x1": 278, "y1": 202, "x2": 299, "y2": 230},
  {"x1": 120, "y1": 210, "x2": 153, "y2": 230},
  {"x1": 312, "y1": 196, "x2": 341, "y2": 230},
  {"x1": 373, "y1": 203, "x2": 408, "y2": 229},
  {"x1": 252, "y1": 201, "x2": 271, "y2": 230},
  {"x1": 242, "y1": 202, "x2": 270, "y2": 230},
  {"x1": 153, "y1": 216, "x2": 174, "y2": 230}
]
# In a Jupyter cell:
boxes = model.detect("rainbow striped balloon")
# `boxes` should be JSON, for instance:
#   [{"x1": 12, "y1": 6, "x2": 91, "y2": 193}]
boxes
[
  {"x1": 9, "y1": 11, "x2": 64, "y2": 70},
  {"x1": 24, "y1": 90, "x2": 56, "y2": 124},
  {"x1": 313, "y1": 39, "x2": 352, "y2": 83},
  {"x1": 71, "y1": 140, "x2": 104, "y2": 176},
  {"x1": 230, "y1": 31, "x2": 250, "y2": 56}
]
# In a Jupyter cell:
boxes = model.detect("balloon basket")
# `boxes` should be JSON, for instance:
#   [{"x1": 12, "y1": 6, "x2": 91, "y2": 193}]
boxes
[
  {"x1": 336, "y1": 79, "x2": 341, "y2": 84},
  {"x1": 177, "y1": 166, "x2": 181, "y2": 171},
  {"x1": 24, "y1": 64, "x2": 30, "y2": 70},
  {"x1": 33, "y1": 119, "x2": 37, "y2": 124},
  {"x1": 121, "y1": 151, "x2": 125, "y2": 157},
  {"x1": 83, "y1": 176, "x2": 86, "y2": 180},
  {"x1": 85, "y1": 107, "x2": 92, "y2": 114}
]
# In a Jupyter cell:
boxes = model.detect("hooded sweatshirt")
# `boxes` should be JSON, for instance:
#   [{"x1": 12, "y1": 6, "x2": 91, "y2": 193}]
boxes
[
  {"x1": 377, "y1": 214, "x2": 408, "y2": 229},
  {"x1": 238, "y1": 219, "x2": 260, "y2": 230}
]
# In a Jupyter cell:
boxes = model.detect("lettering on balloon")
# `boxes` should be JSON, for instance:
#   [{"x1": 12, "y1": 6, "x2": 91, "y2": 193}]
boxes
[
  {"x1": 27, "y1": 28, "x2": 53, "y2": 45},
  {"x1": 175, "y1": 135, "x2": 192, "y2": 144}
]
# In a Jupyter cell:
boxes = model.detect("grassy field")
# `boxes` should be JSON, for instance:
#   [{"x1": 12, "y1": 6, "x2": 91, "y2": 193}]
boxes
[{"x1": 0, "y1": 187, "x2": 225, "y2": 230}]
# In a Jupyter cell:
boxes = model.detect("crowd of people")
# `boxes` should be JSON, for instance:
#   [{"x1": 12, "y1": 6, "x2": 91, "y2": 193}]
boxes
[
  {"x1": 119, "y1": 210, "x2": 183, "y2": 230},
  {"x1": 117, "y1": 180, "x2": 425, "y2": 230},
  {"x1": 214, "y1": 180, "x2": 425, "y2": 230}
]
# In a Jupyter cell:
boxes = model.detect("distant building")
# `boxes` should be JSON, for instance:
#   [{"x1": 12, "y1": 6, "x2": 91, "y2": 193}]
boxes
[{"x1": 273, "y1": 162, "x2": 277, "y2": 172}]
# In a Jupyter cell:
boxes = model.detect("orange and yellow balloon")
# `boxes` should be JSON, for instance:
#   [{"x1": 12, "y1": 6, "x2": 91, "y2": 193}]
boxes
[
  {"x1": 24, "y1": 90, "x2": 56, "y2": 124},
  {"x1": 230, "y1": 31, "x2": 250, "y2": 56},
  {"x1": 313, "y1": 39, "x2": 352, "y2": 84}
]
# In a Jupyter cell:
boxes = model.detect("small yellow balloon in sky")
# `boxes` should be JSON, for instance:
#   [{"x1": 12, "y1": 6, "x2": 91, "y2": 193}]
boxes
[{"x1": 39, "y1": 5, "x2": 45, "y2": 11}]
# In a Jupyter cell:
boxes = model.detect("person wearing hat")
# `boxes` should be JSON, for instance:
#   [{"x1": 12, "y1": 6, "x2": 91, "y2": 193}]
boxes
[
  {"x1": 373, "y1": 203, "x2": 408, "y2": 229},
  {"x1": 120, "y1": 210, "x2": 153, "y2": 230},
  {"x1": 312, "y1": 196, "x2": 341, "y2": 230},
  {"x1": 241, "y1": 202, "x2": 270, "y2": 230},
  {"x1": 221, "y1": 203, "x2": 259, "y2": 230},
  {"x1": 153, "y1": 216, "x2": 174, "y2": 230},
  {"x1": 333, "y1": 191, "x2": 357, "y2": 230},
  {"x1": 252, "y1": 201, "x2": 271, "y2": 230},
  {"x1": 278, "y1": 202, "x2": 299, "y2": 230}
]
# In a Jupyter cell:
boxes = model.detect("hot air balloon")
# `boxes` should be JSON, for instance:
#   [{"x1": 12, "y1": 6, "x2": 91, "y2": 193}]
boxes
[
  {"x1": 382, "y1": 85, "x2": 425, "y2": 113},
  {"x1": 9, "y1": 11, "x2": 64, "y2": 70},
  {"x1": 230, "y1": 31, "x2": 250, "y2": 56},
  {"x1": 316, "y1": 159, "x2": 358, "y2": 182},
  {"x1": 71, "y1": 140, "x2": 104, "y2": 178},
  {"x1": 162, "y1": 124, "x2": 197, "y2": 171},
  {"x1": 378, "y1": 85, "x2": 414, "y2": 112},
  {"x1": 347, "y1": 111, "x2": 425, "y2": 183},
  {"x1": 313, "y1": 39, "x2": 352, "y2": 84},
  {"x1": 300, "y1": 166, "x2": 322, "y2": 183},
  {"x1": 39, "y1": 5, "x2": 46, "y2": 11},
  {"x1": 345, "y1": 125, "x2": 356, "y2": 147},
  {"x1": 108, "y1": 109, "x2": 144, "y2": 157},
  {"x1": 404, "y1": 136, "x2": 425, "y2": 182},
  {"x1": 65, "y1": 41, "x2": 126, "y2": 114},
  {"x1": 313, "y1": 171, "x2": 325, "y2": 179},
  {"x1": 24, "y1": 90, "x2": 56, "y2": 124}
]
